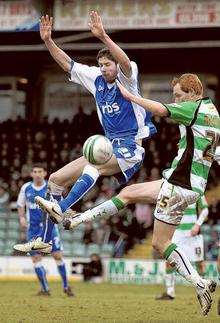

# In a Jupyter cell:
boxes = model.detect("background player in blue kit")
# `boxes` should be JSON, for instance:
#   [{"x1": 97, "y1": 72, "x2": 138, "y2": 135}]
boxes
[
  {"x1": 16, "y1": 11, "x2": 156, "y2": 252},
  {"x1": 14, "y1": 164, "x2": 74, "y2": 296}
]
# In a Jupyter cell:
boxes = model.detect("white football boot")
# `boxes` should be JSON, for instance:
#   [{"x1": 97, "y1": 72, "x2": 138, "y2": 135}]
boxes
[
  {"x1": 14, "y1": 237, "x2": 52, "y2": 254},
  {"x1": 63, "y1": 213, "x2": 82, "y2": 230},
  {"x1": 196, "y1": 279, "x2": 217, "y2": 316},
  {"x1": 35, "y1": 196, "x2": 64, "y2": 224}
]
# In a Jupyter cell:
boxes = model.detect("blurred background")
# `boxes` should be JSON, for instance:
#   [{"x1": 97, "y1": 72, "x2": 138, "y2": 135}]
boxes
[{"x1": 0, "y1": 0, "x2": 219, "y2": 283}]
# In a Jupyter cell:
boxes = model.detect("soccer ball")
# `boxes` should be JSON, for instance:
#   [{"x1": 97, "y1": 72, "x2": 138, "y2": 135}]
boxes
[{"x1": 83, "y1": 135, "x2": 113, "y2": 165}]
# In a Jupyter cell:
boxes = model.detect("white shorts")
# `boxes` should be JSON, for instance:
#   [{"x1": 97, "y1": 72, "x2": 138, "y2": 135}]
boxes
[
  {"x1": 172, "y1": 231, "x2": 204, "y2": 262},
  {"x1": 154, "y1": 179, "x2": 199, "y2": 225},
  {"x1": 112, "y1": 137, "x2": 145, "y2": 184}
]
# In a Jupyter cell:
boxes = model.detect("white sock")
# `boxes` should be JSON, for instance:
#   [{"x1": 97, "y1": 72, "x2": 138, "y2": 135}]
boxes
[
  {"x1": 165, "y1": 244, "x2": 204, "y2": 289},
  {"x1": 77, "y1": 197, "x2": 125, "y2": 223},
  {"x1": 165, "y1": 272, "x2": 175, "y2": 297}
]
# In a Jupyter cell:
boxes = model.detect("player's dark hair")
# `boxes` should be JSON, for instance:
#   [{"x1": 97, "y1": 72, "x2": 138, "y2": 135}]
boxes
[
  {"x1": 96, "y1": 47, "x2": 117, "y2": 64},
  {"x1": 31, "y1": 163, "x2": 47, "y2": 171}
]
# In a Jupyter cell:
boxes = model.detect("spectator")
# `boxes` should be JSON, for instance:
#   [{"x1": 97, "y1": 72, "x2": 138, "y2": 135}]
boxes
[
  {"x1": 83, "y1": 254, "x2": 103, "y2": 283},
  {"x1": 0, "y1": 184, "x2": 10, "y2": 213}
]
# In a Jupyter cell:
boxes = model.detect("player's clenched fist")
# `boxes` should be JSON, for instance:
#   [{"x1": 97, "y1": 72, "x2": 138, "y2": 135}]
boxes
[{"x1": 39, "y1": 15, "x2": 53, "y2": 42}]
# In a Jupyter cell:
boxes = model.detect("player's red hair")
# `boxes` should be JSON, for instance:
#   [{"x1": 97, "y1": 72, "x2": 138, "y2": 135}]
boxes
[{"x1": 171, "y1": 73, "x2": 203, "y2": 96}]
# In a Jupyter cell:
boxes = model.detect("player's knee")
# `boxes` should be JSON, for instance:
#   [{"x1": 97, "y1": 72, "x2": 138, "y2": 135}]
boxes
[
  {"x1": 49, "y1": 172, "x2": 60, "y2": 185},
  {"x1": 118, "y1": 186, "x2": 135, "y2": 204},
  {"x1": 48, "y1": 172, "x2": 67, "y2": 190},
  {"x1": 32, "y1": 255, "x2": 42, "y2": 264},
  {"x1": 52, "y1": 251, "x2": 63, "y2": 261}
]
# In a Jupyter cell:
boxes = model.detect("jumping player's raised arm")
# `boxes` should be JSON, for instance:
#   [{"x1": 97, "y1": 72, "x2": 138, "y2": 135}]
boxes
[
  {"x1": 117, "y1": 81, "x2": 168, "y2": 116},
  {"x1": 40, "y1": 15, "x2": 71, "y2": 73},
  {"x1": 89, "y1": 11, "x2": 132, "y2": 78}
]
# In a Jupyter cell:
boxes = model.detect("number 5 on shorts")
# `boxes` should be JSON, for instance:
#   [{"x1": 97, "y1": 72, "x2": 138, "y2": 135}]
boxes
[{"x1": 158, "y1": 196, "x2": 169, "y2": 208}]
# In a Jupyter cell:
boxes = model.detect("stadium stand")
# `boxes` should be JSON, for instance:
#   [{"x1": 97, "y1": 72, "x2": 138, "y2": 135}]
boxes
[{"x1": 0, "y1": 111, "x2": 219, "y2": 259}]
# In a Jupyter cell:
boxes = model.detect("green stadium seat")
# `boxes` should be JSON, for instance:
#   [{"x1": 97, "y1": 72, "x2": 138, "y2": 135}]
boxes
[
  {"x1": 9, "y1": 211, "x2": 19, "y2": 219},
  {"x1": 0, "y1": 240, "x2": 5, "y2": 252},
  {"x1": 0, "y1": 230, "x2": 6, "y2": 240},
  {"x1": 63, "y1": 241, "x2": 72, "y2": 249},
  {"x1": 0, "y1": 220, "x2": 7, "y2": 230},
  {"x1": 2, "y1": 246, "x2": 13, "y2": 256},
  {"x1": 213, "y1": 224, "x2": 220, "y2": 233},
  {"x1": 7, "y1": 230, "x2": 20, "y2": 240},
  {"x1": 101, "y1": 243, "x2": 114, "y2": 257},
  {"x1": 211, "y1": 247, "x2": 219, "y2": 257},
  {"x1": 203, "y1": 234, "x2": 212, "y2": 243},
  {"x1": 74, "y1": 223, "x2": 85, "y2": 232},
  {"x1": 0, "y1": 212, "x2": 9, "y2": 219},
  {"x1": 63, "y1": 244, "x2": 73, "y2": 257},
  {"x1": 60, "y1": 230, "x2": 74, "y2": 242},
  {"x1": 87, "y1": 243, "x2": 100, "y2": 256},
  {"x1": 71, "y1": 229, "x2": 83, "y2": 242},
  {"x1": 72, "y1": 242, "x2": 86, "y2": 257},
  {"x1": 6, "y1": 239, "x2": 17, "y2": 248},
  {"x1": 200, "y1": 224, "x2": 211, "y2": 234},
  {"x1": 8, "y1": 219, "x2": 20, "y2": 230}
]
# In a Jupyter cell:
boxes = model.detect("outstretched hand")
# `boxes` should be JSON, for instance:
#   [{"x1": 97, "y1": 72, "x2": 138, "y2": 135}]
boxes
[
  {"x1": 39, "y1": 15, "x2": 53, "y2": 42},
  {"x1": 88, "y1": 11, "x2": 106, "y2": 40},
  {"x1": 116, "y1": 81, "x2": 133, "y2": 101}
]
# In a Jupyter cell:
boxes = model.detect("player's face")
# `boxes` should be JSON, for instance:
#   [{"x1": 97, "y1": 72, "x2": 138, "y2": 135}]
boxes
[
  {"x1": 173, "y1": 83, "x2": 192, "y2": 103},
  {"x1": 98, "y1": 56, "x2": 117, "y2": 83},
  {"x1": 31, "y1": 167, "x2": 47, "y2": 185}
]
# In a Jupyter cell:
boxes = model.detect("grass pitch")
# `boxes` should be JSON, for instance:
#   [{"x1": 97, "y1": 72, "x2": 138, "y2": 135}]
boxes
[{"x1": 0, "y1": 281, "x2": 219, "y2": 322}]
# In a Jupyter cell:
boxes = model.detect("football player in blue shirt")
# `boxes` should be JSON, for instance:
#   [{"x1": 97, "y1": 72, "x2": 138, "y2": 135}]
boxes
[
  {"x1": 14, "y1": 164, "x2": 74, "y2": 296},
  {"x1": 15, "y1": 11, "x2": 156, "y2": 252}
]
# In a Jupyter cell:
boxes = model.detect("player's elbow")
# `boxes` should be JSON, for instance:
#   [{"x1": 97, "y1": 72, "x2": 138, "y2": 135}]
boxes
[
  {"x1": 154, "y1": 104, "x2": 168, "y2": 117},
  {"x1": 62, "y1": 62, "x2": 71, "y2": 73}
]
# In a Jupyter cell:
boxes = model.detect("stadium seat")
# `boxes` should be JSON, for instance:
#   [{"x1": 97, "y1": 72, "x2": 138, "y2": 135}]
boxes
[
  {"x1": 2, "y1": 246, "x2": 12, "y2": 256},
  {"x1": 0, "y1": 240, "x2": 5, "y2": 253},
  {"x1": 203, "y1": 234, "x2": 212, "y2": 243},
  {"x1": 6, "y1": 239, "x2": 17, "y2": 247},
  {"x1": 86, "y1": 243, "x2": 100, "y2": 256},
  {"x1": 63, "y1": 244, "x2": 73, "y2": 257},
  {"x1": 200, "y1": 224, "x2": 211, "y2": 234},
  {"x1": 0, "y1": 230, "x2": 6, "y2": 240},
  {"x1": 7, "y1": 230, "x2": 20, "y2": 240},
  {"x1": 101, "y1": 243, "x2": 114, "y2": 257},
  {"x1": 213, "y1": 224, "x2": 220, "y2": 233},
  {"x1": 10, "y1": 211, "x2": 18, "y2": 217},
  {"x1": 72, "y1": 242, "x2": 86, "y2": 257},
  {"x1": 8, "y1": 219, "x2": 20, "y2": 230},
  {"x1": 0, "y1": 220, "x2": 7, "y2": 230},
  {"x1": 60, "y1": 230, "x2": 73, "y2": 242},
  {"x1": 0, "y1": 212, "x2": 8, "y2": 219},
  {"x1": 71, "y1": 229, "x2": 83, "y2": 242}
]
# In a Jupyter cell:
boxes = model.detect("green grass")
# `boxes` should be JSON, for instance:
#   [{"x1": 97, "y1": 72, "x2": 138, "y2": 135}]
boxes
[{"x1": 0, "y1": 281, "x2": 219, "y2": 322}]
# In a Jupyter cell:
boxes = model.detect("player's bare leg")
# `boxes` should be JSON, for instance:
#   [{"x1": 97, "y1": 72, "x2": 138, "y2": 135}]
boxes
[
  {"x1": 63, "y1": 180, "x2": 162, "y2": 230},
  {"x1": 152, "y1": 219, "x2": 216, "y2": 316},
  {"x1": 35, "y1": 154, "x2": 121, "y2": 223}
]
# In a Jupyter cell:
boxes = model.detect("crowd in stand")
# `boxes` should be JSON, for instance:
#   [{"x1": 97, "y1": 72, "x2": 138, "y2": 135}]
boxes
[{"x1": 0, "y1": 108, "x2": 219, "y2": 258}]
